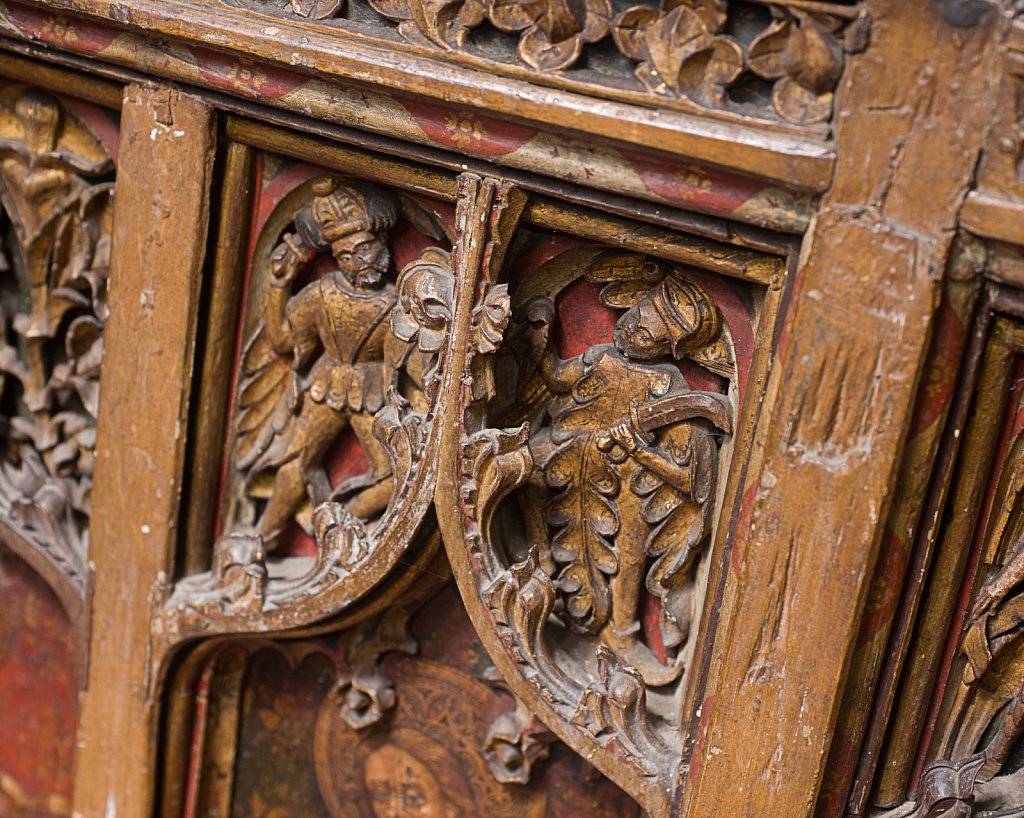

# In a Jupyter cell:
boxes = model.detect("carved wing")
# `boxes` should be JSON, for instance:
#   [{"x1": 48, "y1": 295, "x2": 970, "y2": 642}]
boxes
[{"x1": 234, "y1": 323, "x2": 299, "y2": 473}]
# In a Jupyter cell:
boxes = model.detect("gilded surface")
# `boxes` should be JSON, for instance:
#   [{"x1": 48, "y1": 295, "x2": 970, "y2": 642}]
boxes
[
  {"x1": 238, "y1": 0, "x2": 868, "y2": 127},
  {"x1": 0, "y1": 85, "x2": 114, "y2": 617}
]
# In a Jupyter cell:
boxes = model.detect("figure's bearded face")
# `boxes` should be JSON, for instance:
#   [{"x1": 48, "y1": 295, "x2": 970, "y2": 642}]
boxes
[{"x1": 331, "y1": 230, "x2": 391, "y2": 288}]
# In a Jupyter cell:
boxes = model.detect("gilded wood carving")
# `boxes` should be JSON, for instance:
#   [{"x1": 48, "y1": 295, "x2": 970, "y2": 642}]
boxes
[
  {"x1": 868, "y1": 314, "x2": 1024, "y2": 818},
  {"x1": 159, "y1": 173, "x2": 485, "y2": 642},
  {"x1": 233, "y1": 0, "x2": 869, "y2": 127},
  {"x1": 902, "y1": 428, "x2": 1024, "y2": 818},
  {"x1": 0, "y1": 85, "x2": 113, "y2": 625},
  {"x1": 434, "y1": 219, "x2": 753, "y2": 812}
]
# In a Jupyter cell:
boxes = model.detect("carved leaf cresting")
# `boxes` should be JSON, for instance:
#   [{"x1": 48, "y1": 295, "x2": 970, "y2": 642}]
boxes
[
  {"x1": 0, "y1": 86, "x2": 113, "y2": 614},
  {"x1": 239, "y1": 0, "x2": 869, "y2": 126}
]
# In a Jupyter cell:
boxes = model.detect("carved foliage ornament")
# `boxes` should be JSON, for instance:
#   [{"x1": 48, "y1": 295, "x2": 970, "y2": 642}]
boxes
[
  {"x1": 255, "y1": 0, "x2": 869, "y2": 125},
  {"x1": 436, "y1": 239, "x2": 736, "y2": 811},
  {"x1": 159, "y1": 173, "x2": 514, "y2": 644},
  {"x1": 0, "y1": 87, "x2": 113, "y2": 609}
]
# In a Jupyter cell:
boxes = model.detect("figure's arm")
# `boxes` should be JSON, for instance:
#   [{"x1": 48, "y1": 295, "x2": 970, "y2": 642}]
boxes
[
  {"x1": 605, "y1": 419, "x2": 692, "y2": 494},
  {"x1": 265, "y1": 233, "x2": 307, "y2": 356},
  {"x1": 522, "y1": 297, "x2": 585, "y2": 393},
  {"x1": 604, "y1": 412, "x2": 718, "y2": 501}
]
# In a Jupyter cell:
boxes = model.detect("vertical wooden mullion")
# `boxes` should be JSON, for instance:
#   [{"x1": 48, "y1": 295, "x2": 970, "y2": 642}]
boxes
[
  {"x1": 72, "y1": 84, "x2": 215, "y2": 818},
  {"x1": 181, "y1": 140, "x2": 255, "y2": 575},
  {"x1": 681, "y1": 4, "x2": 1006, "y2": 817}
]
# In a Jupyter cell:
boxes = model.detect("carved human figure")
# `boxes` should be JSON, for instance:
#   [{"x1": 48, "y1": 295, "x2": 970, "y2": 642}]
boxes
[
  {"x1": 362, "y1": 730, "x2": 473, "y2": 818},
  {"x1": 237, "y1": 178, "x2": 405, "y2": 546},
  {"x1": 520, "y1": 261, "x2": 729, "y2": 685}
]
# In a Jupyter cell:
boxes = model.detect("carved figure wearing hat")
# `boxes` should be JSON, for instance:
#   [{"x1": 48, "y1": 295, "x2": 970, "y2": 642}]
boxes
[
  {"x1": 519, "y1": 254, "x2": 732, "y2": 686},
  {"x1": 235, "y1": 177, "x2": 404, "y2": 547}
]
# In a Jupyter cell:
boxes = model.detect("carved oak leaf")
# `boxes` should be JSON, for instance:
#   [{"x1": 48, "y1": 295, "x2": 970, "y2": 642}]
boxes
[
  {"x1": 470, "y1": 283, "x2": 510, "y2": 355},
  {"x1": 544, "y1": 432, "x2": 620, "y2": 635},
  {"x1": 612, "y1": 3, "x2": 742, "y2": 104},
  {"x1": 488, "y1": 0, "x2": 613, "y2": 72},
  {"x1": 748, "y1": 12, "x2": 844, "y2": 125},
  {"x1": 369, "y1": 0, "x2": 486, "y2": 49}
]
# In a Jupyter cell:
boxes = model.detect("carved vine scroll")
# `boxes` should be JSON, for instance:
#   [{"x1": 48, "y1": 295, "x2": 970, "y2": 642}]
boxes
[
  {"x1": 157, "y1": 172, "x2": 522, "y2": 647},
  {"x1": 235, "y1": 0, "x2": 869, "y2": 127},
  {"x1": 437, "y1": 238, "x2": 739, "y2": 813},
  {"x1": 0, "y1": 86, "x2": 114, "y2": 626}
]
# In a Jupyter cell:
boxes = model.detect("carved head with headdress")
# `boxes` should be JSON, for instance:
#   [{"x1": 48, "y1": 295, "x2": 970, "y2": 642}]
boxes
[
  {"x1": 295, "y1": 177, "x2": 401, "y2": 288},
  {"x1": 590, "y1": 255, "x2": 723, "y2": 366}
]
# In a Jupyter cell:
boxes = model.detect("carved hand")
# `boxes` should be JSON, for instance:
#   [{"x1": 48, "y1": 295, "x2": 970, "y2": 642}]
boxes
[
  {"x1": 597, "y1": 403, "x2": 652, "y2": 457},
  {"x1": 269, "y1": 232, "x2": 307, "y2": 287}
]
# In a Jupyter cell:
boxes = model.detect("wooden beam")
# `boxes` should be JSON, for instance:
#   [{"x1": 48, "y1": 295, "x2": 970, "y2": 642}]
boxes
[
  {"x1": 681, "y1": 3, "x2": 1006, "y2": 816},
  {"x1": 71, "y1": 85, "x2": 214, "y2": 818}
]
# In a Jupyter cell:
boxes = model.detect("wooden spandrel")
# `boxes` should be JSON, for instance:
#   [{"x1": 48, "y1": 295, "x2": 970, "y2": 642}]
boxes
[{"x1": 0, "y1": 4, "x2": 1023, "y2": 818}]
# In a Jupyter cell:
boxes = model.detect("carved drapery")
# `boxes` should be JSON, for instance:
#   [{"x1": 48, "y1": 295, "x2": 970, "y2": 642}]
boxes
[{"x1": 0, "y1": 86, "x2": 113, "y2": 626}]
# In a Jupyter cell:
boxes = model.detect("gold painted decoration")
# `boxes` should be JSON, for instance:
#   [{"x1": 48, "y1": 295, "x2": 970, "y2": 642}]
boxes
[
  {"x1": 159, "y1": 173, "x2": 520, "y2": 646},
  {"x1": 435, "y1": 234, "x2": 739, "y2": 813},
  {"x1": 0, "y1": 86, "x2": 113, "y2": 625},
  {"x1": 314, "y1": 661, "x2": 547, "y2": 818}
]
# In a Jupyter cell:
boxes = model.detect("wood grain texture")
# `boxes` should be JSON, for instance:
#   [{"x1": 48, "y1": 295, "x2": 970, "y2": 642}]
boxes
[
  {"x1": 681, "y1": 4, "x2": 1006, "y2": 817},
  {"x1": 70, "y1": 85, "x2": 214, "y2": 818},
  {"x1": 9, "y1": 0, "x2": 836, "y2": 191}
]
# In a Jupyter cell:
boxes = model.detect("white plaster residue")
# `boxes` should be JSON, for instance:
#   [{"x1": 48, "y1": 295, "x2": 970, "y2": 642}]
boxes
[{"x1": 105, "y1": 792, "x2": 117, "y2": 818}]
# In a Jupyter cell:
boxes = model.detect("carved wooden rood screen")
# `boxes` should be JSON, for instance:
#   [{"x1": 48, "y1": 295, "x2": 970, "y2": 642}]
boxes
[{"x1": 3, "y1": 2, "x2": 1024, "y2": 818}]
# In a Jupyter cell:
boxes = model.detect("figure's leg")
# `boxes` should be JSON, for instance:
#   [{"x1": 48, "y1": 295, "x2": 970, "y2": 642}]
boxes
[
  {"x1": 343, "y1": 412, "x2": 393, "y2": 521},
  {"x1": 257, "y1": 400, "x2": 349, "y2": 544}
]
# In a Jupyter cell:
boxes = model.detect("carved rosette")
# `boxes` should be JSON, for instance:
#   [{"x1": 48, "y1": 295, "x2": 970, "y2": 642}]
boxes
[
  {"x1": 0, "y1": 86, "x2": 114, "y2": 625},
  {"x1": 157, "y1": 173, "x2": 519, "y2": 647},
  {"x1": 249, "y1": 0, "x2": 868, "y2": 126},
  {"x1": 436, "y1": 235, "x2": 737, "y2": 811}
]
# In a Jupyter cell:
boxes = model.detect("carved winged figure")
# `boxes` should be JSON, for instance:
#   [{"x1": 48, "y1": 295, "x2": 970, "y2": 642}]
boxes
[
  {"x1": 518, "y1": 255, "x2": 730, "y2": 685},
  {"x1": 233, "y1": 177, "x2": 412, "y2": 548}
]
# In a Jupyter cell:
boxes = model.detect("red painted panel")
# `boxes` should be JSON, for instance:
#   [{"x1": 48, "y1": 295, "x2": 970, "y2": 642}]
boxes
[{"x1": 0, "y1": 551, "x2": 78, "y2": 817}]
